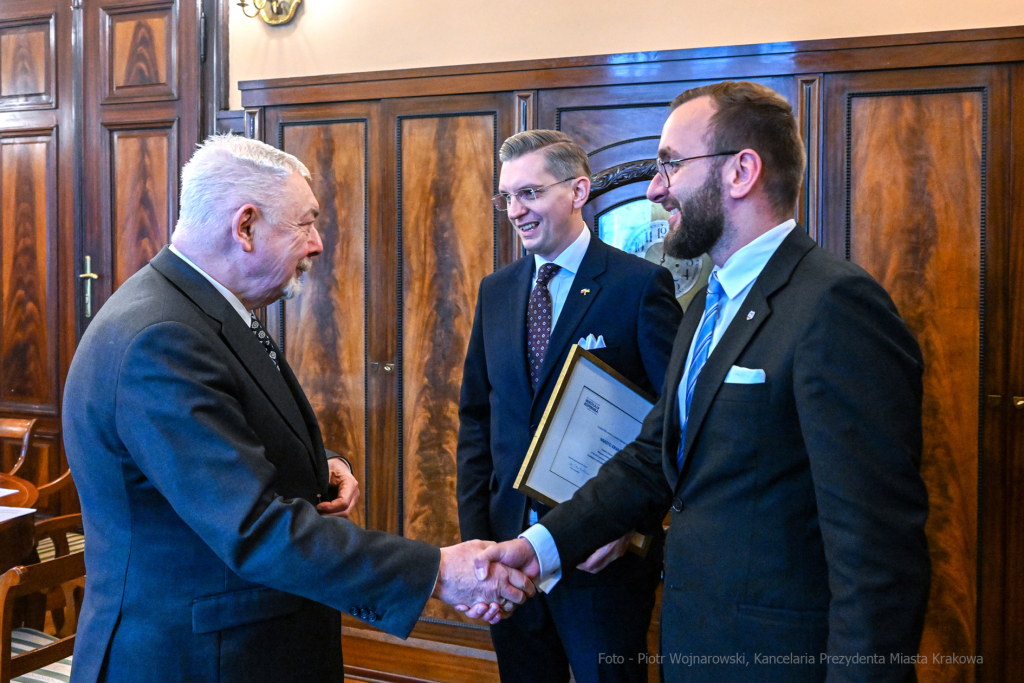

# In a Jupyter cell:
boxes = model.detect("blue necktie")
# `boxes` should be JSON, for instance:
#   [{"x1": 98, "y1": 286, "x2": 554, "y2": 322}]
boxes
[{"x1": 677, "y1": 272, "x2": 724, "y2": 472}]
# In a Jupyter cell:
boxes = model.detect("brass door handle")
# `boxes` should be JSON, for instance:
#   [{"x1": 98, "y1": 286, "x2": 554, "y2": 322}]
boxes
[
  {"x1": 79, "y1": 255, "x2": 99, "y2": 318},
  {"x1": 1014, "y1": 397, "x2": 1024, "y2": 409}
]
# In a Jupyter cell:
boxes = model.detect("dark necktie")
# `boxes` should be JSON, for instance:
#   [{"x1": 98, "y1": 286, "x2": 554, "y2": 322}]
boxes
[
  {"x1": 250, "y1": 312, "x2": 280, "y2": 371},
  {"x1": 677, "y1": 272, "x2": 724, "y2": 471},
  {"x1": 527, "y1": 263, "x2": 562, "y2": 391}
]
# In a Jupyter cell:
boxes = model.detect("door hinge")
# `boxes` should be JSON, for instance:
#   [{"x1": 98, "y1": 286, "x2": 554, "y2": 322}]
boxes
[{"x1": 200, "y1": 11, "x2": 207, "y2": 64}]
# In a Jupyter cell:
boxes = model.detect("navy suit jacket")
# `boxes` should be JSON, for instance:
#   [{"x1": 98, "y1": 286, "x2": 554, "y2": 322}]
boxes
[
  {"x1": 540, "y1": 229, "x2": 931, "y2": 683},
  {"x1": 456, "y1": 235, "x2": 682, "y2": 544},
  {"x1": 62, "y1": 248, "x2": 440, "y2": 683}
]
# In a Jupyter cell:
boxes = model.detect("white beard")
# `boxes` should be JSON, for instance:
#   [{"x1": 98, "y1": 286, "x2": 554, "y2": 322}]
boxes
[{"x1": 282, "y1": 257, "x2": 312, "y2": 300}]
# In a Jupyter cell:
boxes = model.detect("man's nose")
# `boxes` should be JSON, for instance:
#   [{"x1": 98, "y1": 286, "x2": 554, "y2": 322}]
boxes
[
  {"x1": 308, "y1": 225, "x2": 324, "y2": 256},
  {"x1": 507, "y1": 196, "x2": 528, "y2": 219},
  {"x1": 646, "y1": 175, "x2": 667, "y2": 203}
]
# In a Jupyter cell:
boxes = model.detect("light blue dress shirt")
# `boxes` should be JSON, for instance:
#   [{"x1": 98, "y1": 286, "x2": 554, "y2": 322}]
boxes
[{"x1": 522, "y1": 219, "x2": 797, "y2": 592}]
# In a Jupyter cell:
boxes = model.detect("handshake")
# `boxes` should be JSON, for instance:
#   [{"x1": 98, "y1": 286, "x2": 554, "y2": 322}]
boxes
[{"x1": 431, "y1": 538, "x2": 541, "y2": 624}]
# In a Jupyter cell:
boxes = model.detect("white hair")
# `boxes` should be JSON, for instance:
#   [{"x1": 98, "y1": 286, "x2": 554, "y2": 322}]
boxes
[{"x1": 174, "y1": 135, "x2": 311, "y2": 246}]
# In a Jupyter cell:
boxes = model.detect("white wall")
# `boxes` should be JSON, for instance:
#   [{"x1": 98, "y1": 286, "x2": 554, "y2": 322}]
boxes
[{"x1": 229, "y1": 0, "x2": 1024, "y2": 109}]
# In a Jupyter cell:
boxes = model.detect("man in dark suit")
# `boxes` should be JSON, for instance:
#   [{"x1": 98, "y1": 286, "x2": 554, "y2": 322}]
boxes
[
  {"x1": 477, "y1": 82, "x2": 931, "y2": 683},
  {"x1": 62, "y1": 135, "x2": 533, "y2": 683},
  {"x1": 457, "y1": 130, "x2": 683, "y2": 683}
]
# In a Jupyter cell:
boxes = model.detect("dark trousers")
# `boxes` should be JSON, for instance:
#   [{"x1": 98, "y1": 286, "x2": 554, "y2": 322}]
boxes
[{"x1": 490, "y1": 542, "x2": 662, "y2": 683}]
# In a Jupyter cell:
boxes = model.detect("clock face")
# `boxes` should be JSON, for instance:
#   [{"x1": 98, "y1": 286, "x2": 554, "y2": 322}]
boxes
[
  {"x1": 597, "y1": 203, "x2": 707, "y2": 304},
  {"x1": 643, "y1": 241, "x2": 703, "y2": 298}
]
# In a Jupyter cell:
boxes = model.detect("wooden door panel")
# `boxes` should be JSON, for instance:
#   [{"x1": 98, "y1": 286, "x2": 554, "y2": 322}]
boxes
[
  {"x1": 823, "y1": 66, "x2": 1010, "y2": 683},
  {"x1": 277, "y1": 114, "x2": 371, "y2": 530},
  {"x1": 0, "y1": 131, "x2": 57, "y2": 412},
  {"x1": 101, "y1": 2, "x2": 177, "y2": 102},
  {"x1": 399, "y1": 111, "x2": 496, "y2": 623},
  {"x1": 82, "y1": 0, "x2": 199, "y2": 320},
  {"x1": 0, "y1": 16, "x2": 54, "y2": 109},
  {"x1": 107, "y1": 123, "x2": 175, "y2": 288}
]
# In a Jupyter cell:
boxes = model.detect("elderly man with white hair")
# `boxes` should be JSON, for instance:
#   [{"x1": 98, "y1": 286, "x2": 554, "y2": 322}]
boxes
[{"x1": 62, "y1": 135, "x2": 533, "y2": 683}]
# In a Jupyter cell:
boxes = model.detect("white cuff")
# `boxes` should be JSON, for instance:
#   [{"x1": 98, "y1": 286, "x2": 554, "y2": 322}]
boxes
[{"x1": 519, "y1": 524, "x2": 562, "y2": 593}]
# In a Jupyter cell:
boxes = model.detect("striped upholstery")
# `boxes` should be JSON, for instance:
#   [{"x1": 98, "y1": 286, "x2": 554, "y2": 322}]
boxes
[
  {"x1": 34, "y1": 534, "x2": 85, "y2": 564},
  {"x1": 9, "y1": 628, "x2": 72, "y2": 682}
]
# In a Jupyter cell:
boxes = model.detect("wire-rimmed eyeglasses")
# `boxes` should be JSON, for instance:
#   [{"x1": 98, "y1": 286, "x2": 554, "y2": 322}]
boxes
[
  {"x1": 656, "y1": 151, "x2": 741, "y2": 188},
  {"x1": 491, "y1": 177, "x2": 576, "y2": 211}
]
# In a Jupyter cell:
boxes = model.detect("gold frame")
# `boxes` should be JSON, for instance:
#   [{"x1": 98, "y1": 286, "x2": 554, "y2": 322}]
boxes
[{"x1": 514, "y1": 344, "x2": 654, "y2": 554}]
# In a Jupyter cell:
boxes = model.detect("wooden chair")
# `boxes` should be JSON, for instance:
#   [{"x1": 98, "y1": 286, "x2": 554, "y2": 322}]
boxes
[
  {"x1": 0, "y1": 419, "x2": 74, "y2": 517},
  {"x1": 0, "y1": 420, "x2": 38, "y2": 478},
  {"x1": 20, "y1": 516, "x2": 86, "y2": 634},
  {"x1": 0, "y1": 552, "x2": 84, "y2": 683}
]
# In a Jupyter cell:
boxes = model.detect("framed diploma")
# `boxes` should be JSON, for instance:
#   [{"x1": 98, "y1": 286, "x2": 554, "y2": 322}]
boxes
[{"x1": 514, "y1": 344, "x2": 655, "y2": 553}]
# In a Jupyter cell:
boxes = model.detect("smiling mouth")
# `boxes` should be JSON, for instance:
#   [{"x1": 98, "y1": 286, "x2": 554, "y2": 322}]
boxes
[{"x1": 516, "y1": 221, "x2": 539, "y2": 234}]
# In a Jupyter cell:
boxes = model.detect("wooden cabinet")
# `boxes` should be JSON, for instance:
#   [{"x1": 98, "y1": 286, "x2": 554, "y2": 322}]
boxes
[{"x1": 243, "y1": 27, "x2": 1024, "y2": 683}]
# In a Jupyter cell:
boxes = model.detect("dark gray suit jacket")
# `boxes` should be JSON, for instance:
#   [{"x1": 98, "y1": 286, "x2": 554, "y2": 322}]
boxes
[
  {"x1": 540, "y1": 229, "x2": 930, "y2": 683},
  {"x1": 63, "y1": 247, "x2": 439, "y2": 683}
]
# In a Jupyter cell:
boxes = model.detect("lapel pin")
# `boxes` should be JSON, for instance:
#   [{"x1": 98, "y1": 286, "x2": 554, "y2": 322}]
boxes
[
  {"x1": 581, "y1": 288, "x2": 591, "y2": 296},
  {"x1": 746, "y1": 311, "x2": 755, "y2": 321}
]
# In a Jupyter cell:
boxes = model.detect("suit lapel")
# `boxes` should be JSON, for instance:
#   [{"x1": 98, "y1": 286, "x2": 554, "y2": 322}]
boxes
[
  {"x1": 660, "y1": 289, "x2": 703, "y2": 486},
  {"x1": 505, "y1": 257, "x2": 536, "y2": 400},
  {"x1": 149, "y1": 248, "x2": 315, "y2": 458},
  {"x1": 531, "y1": 237, "x2": 606, "y2": 405},
  {"x1": 675, "y1": 228, "x2": 816, "y2": 481}
]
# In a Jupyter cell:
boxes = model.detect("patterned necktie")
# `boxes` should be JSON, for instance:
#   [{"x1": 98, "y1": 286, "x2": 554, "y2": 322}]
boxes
[
  {"x1": 677, "y1": 272, "x2": 724, "y2": 471},
  {"x1": 250, "y1": 312, "x2": 280, "y2": 371},
  {"x1": 526, "y1": 263, "x2": 562, "y2": 391}
]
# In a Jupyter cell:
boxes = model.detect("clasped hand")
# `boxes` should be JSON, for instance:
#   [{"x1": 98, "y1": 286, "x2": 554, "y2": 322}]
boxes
[{"x1": 434, "y1": 539, "x2": 539, "y2": 624}]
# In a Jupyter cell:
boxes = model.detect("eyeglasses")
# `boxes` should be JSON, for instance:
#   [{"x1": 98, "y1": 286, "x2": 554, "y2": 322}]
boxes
[
  {"x1": 491, "y1": 177, "x2": 576, "y2": 211},
  {"x1": 656, "y1": 151, "x2": 741, "y2": 188}
]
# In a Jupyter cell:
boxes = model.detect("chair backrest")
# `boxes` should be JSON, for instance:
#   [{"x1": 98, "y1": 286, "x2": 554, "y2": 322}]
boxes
[
  {"x1": 0, "y1": 419, "x2": 38, "y2": 477},
  {"x1": 0, "y1": 552, "x2": 84, "y2": 683},
  {"x1": 34, "y1": 515, "x2": 85, "y2": 562}
]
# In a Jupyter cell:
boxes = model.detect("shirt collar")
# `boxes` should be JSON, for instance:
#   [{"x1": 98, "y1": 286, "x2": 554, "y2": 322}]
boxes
[
  {"x1": 713, "y1": 219, "x2": 797, "y2": 300},
  {"x1": 168, "y1": 244, "x2": 252, "y2": 324},
  {"x1": 533, "y1": 225, "x2": 591, "y2": 277}
]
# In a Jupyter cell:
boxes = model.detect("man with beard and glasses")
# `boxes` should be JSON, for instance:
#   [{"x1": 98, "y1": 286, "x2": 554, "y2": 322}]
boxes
[
  {"x1": 475, "y1": 82, "x2": 931, "y2": 683},
  {"x1": 62, "y1": 135, "x2": 535, "y2": 683}
]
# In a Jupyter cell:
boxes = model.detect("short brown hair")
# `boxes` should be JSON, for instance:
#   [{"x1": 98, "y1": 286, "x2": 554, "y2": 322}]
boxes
[
  {"x1": 672, "y1": 81, "x2": 805, "y2": 216},
  {"x1": 499, "y1": 129, "x2": 591, "y2": 181}
]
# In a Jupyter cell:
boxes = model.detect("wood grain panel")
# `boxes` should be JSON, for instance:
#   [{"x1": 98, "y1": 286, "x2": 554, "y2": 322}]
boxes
[
  {"x1": 102, "y1": 3, "x2": 177, "y2": 102},
  {"x1": 848, "y1": 89, "x2": 982, "y2": 683},
  {"x1": 281, "y1": 119, "x2": 368, "y2": 529},
  {"x1": 0, "y1": 134, "x2": 56, "y2": 411},
  {"x1": 343, "y1": 625, "x2": 499, "y2": 683},
  {"x1": 1002, "y1": 62, "x2": 1024, "y2": 683},
  {"x1": 110, "y1": 126, "x2": 174, "y2": 288},
  {"x1": 400, "y1": 113, "x2": 495, "y2": 622},
  {"x1": 0, "y1": 22, "x2": 47, "y2": 97}
]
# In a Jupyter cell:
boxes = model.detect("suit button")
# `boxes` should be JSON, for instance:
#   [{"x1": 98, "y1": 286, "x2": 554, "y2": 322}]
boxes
[
  {"x1": 368, "y1": 612, "x2": 379, "y2": 623},
  {"x1": 348, "y1": 607, "x2": 359, "y2": 617},
  {"x1": 671, "y1": 498, "x2": 684, "y2": 513}
]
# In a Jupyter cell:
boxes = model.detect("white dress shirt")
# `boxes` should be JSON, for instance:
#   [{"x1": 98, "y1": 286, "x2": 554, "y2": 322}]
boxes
[
  {"x1": 522, "y1": 219, "x2": 797, "y2": 592},
  {"x1": 532, "y1": 225, "x2": 591, "y2": 329},
  {"x1": 169, "y1": 244, "x2": 252, "y2": 324}
]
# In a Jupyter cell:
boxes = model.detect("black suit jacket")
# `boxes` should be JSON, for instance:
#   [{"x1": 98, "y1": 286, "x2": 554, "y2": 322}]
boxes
[
  {"x1": 456, "y1": 235, "x2": 682, "y2": 544},
  {"x1": 540, "y1": 229, "x2": 930, "y2": 683},
  {"x1": 63, "y1": 248, "x2": 440, "y2": 683}
]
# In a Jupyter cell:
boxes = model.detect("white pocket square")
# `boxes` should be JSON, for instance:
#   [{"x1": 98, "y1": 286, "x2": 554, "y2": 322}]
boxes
[
  {"x1": 724, "y1": 366, "x2": 766, "y2": 384},
  {"x1": 577, "y1": 334, "x2": 606, "y2": 350}
]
